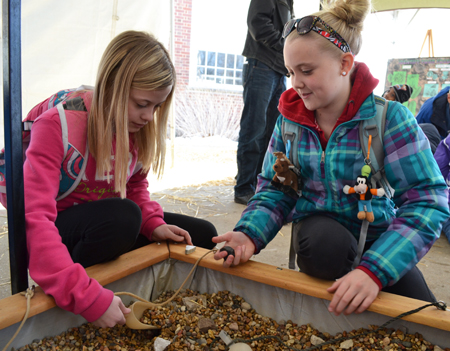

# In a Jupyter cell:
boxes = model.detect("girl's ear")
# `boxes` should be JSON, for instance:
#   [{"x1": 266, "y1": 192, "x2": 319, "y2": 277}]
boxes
[{"x1": 341, "y1": 53, "x2": 354, "y2": 76}]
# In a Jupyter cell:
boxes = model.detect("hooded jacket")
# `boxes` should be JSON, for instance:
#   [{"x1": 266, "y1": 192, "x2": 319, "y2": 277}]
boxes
[
  {"x1": 235, "y1": 63, "x2": 449, "y2": 288},
  {"x1": 242, "y1": 0, "x2": 294, "y2": 76},
  {"x1": 23, "y1": 90, "x2": 166, "y2": 322},
  {"x1": 416, "y1": 86, "x2": 450, "y2": 139}
]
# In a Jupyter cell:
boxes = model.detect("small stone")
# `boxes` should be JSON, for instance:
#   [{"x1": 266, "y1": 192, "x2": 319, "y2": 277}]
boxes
[
  {"x1": 434, "y1": 346, "x2": 444, "y2": 351},
  {"x1": 229, "y1": 322, "x2": 239, "y2": 331},
  {"x1": 198, "y1": 318, "x2": 216, "y2": 333},
  {"x1": 153, "y1": 337, "x2": 171, "y2": 351},
  {"x1": 340, "y1": 339, "x2": 354, "y2": 349},
  {"x1": 241, "y1": 302, "x2": 251, "y2": 310},
  {"x1": 383, "y1": 337, "x2": 391, "y2": 346},
  {"x1": 402, "y1": 341, "x2": 412, "y2": 348},
  {"x1": 310, "y1": 335, "x2": 325, "y2": 346}
]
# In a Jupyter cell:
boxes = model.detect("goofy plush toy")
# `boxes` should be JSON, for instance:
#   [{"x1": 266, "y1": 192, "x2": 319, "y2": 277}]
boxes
[{"x1": 343, "y1": 165, "x2": 385, "y2": 223}]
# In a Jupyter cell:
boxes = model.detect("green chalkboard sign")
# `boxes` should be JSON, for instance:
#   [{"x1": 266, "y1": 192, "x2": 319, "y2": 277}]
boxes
[{"x1": 384, "y1": 57, "x2": 450, "y2": 116}]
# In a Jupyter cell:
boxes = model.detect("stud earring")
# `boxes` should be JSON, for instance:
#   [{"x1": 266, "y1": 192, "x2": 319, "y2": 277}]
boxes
[{"x1": 342, "y1": 71, "x2": 347, "y2": 76}]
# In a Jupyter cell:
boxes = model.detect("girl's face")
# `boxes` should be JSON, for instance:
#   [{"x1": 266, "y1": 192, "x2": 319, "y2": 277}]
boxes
[
  {"x1": 284, "y1": 36, "x2": 347, "y2": 113},
  {"x1": 127, "y1": 86, "x2": 172, "y2": 133}
]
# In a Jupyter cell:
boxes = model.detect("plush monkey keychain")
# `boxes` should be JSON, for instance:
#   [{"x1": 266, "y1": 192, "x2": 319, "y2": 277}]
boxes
[{"x1": 343, "y1": 135, "x2": 385, "y2": 222}]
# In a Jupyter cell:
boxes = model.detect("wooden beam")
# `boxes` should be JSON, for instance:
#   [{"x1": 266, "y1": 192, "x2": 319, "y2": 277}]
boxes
[{"x1": 169, "y1": 244, "x2": 450, "y2": 332}]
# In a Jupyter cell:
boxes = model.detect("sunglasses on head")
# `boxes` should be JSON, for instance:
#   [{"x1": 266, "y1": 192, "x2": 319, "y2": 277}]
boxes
[{"x1": 282, "y1": 16, "x2": 352, "y2": 55}]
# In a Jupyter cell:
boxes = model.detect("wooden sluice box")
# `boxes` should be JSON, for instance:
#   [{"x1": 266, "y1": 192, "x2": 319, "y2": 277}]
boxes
[{"x1": 1, "y1": 243, "x2": 450, "y2": 349}]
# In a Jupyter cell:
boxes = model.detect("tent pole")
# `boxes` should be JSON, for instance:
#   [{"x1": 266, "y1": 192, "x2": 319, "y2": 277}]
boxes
[
  {"x1": 2, "y1": 0, "x2": 28, "y2": 295},
  {"x1": 169, "y1": 0, "x2": 175, "y2": 168}
]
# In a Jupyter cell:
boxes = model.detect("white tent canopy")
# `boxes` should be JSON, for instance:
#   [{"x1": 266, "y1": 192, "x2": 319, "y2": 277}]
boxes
[{"x1": 372, "y1": 0, "x2": 450, "y2": 11}]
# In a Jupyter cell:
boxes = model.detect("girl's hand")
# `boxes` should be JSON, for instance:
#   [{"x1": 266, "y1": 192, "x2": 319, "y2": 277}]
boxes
[
  {"x1": 212, "y1": 231, "x2": 256, "y2": 268},
  {"x1": 93, "y1": 295, "x2": 130, "y2": 328},
  {"x1": 152, "y1": 224, "x2": 193, "y2": 245},
  {"x1": 327, "y1": 269, "x2": 380, "y2": 316}
]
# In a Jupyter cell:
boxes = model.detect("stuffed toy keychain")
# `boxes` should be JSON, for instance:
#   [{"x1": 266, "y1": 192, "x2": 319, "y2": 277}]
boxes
[
  {"x1": 271, "y1": 151, "x2": 301, "y2": 197},
  {"x1": 343, "y1": 135, "x2": 385, "y2": 222}
]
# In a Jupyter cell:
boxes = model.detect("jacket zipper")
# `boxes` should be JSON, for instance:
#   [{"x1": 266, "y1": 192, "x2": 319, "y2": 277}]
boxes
[{"x1": 320, "y1": 151, "x2": 325, "y2": 179}]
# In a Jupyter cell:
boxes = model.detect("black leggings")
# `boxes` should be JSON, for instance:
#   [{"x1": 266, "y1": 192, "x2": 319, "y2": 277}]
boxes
[
  {"x1": 55, "y1": 198, "x2": 218, "y2": 268},
  {"x1": 292, "y1": 215, "x2": 436, "y2": 302}
]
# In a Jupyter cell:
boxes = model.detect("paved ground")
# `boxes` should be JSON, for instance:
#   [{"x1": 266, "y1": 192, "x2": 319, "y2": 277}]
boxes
[{"x1": 1, "y1": 137, "x2": 450, "y2": 306}]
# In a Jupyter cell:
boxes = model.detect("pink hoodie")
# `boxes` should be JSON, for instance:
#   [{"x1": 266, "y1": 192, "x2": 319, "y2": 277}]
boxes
[{"x1": 24, "y1": 90, "x2": 165, "y2": 321}]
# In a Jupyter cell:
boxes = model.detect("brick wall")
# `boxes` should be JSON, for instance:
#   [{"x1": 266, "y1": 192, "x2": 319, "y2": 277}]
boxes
[
  {"x1": 172, "y1": 0, "x2": 243, "y2": 139},
  {"x1": 173, "y1": 0, "x2": 192, "y2": 87}
]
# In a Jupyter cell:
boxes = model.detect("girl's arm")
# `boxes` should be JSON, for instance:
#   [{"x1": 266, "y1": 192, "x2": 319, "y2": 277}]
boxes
[
  {"x1": 24, "y1": 111, "x2": 113, "y2": 322},
  {"x1": 234, "y1": 116, "x2": 298, "y2": 253}
]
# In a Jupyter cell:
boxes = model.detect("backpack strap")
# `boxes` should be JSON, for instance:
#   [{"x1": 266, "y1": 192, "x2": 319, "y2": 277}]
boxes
[
  {"x1": 55, "y1": 98, "x2": 90, "y2": 202},
  {"x1": 359, "y1": 97, "x2": 395, "y2": 199},
  {"x1": 353, "y1": 97, "x2": 395, "y2": 268},
  {"x1": 281, "y1": 119, "x2": 301, "y2": 169},
  {"x1": 56, "y1": 103, "x2": 69, "y2": 160},
  {"x1": 281, "y1": 119, "x2": 302, "y2": 270}
]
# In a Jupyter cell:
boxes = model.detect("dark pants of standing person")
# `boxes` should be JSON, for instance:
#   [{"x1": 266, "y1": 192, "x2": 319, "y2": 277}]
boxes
[
  {"x1": 55, "y1": 198, "x2": 218, "y2": 268},
  {"x1": 235, "y1": 58, "x2": 286, "y2": 201},
  {"x1": 292, "y1": 215, "x2": 436, "y2": 302}
]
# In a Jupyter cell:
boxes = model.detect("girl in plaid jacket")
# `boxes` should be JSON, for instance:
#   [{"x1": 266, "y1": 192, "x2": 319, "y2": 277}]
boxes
[{"x1": 214, "y1": 0, "x2": 449, "y2": 316}]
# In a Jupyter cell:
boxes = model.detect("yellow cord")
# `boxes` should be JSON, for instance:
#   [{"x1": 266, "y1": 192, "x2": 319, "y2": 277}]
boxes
[
  {"x1": 2, "y1": 286, "x2": 35, "y2": 351},
  {"x1": 115, "y1": 248, "x2": 216, "y2": 307}
]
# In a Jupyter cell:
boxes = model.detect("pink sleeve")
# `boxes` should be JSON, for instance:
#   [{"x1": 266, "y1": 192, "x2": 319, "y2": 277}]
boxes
[
  {"x1": 24, "y1": 111, "x2": 113, "y2": 322},
  {"x1": 126, "y1": 169, "x2": 165, "y2": 241}
]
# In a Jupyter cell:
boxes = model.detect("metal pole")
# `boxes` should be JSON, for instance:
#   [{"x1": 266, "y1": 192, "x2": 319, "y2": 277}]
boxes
[
  {"x1": 2, "y1": 0, "x2": 28, "y2": 294},
  {"x1": 169, "y1": 0, "x2": 175, "y2": 168}
]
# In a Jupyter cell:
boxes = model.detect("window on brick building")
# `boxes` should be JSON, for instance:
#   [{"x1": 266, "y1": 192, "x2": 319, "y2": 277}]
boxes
[{"x1": 196, "y1": 50, "x2": 244, "y2": 87}]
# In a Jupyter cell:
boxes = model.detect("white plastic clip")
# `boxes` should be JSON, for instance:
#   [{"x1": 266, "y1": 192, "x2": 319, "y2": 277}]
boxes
[{"x1": 185, "y1": 245, "x2": 196, "y2": 255}]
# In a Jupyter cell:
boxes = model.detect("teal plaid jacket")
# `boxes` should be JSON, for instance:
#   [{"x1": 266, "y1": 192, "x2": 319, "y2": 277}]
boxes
[{"x1": 235, "y1": 94, "x2": 449, "y2": 288}]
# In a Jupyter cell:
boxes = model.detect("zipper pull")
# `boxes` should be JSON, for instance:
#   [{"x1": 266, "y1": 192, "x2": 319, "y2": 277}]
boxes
[{"x1": 320, "y1": 151, "x2": 325, "y2": 179}]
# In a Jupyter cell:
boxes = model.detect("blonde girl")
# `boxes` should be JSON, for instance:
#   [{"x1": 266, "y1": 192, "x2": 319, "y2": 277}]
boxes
[
  {"x1": 213, "y1": 0, "x2": 448, "y2": 316},
  {"x1": 24, "y1": 31, "x2": 217, "y2": 327}
]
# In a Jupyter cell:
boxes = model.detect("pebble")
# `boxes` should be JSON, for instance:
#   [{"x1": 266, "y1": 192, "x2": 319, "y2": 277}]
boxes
[
  {"x1": 340, "y1": 339, "x2": 354, "y2": 349},
  {"x1": 310, "y1": 335, "x2": 325, "y2": 345},
  {"x1": 241, "y1": 302, "x2": 251, "y2": 310},
  {"x1": 229, "y1": 322, "x2": 239, "y2": 331},
  {"x1": 16, "y1": 289, "x2": 446, "y2": 351}
]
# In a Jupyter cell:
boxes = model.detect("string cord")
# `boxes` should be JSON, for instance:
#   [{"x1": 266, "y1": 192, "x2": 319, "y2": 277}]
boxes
[{"x1": 2, "y1": 286, "x2": 35, "y2": 351}]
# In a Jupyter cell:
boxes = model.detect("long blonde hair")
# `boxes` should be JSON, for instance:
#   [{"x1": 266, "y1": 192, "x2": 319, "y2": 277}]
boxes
[
  {"x1": 288, "y1": 0, "x2": 371, "y2": 58},
  {"x1": 88, "y1": 30, "x2": 175, "y2": 198}
]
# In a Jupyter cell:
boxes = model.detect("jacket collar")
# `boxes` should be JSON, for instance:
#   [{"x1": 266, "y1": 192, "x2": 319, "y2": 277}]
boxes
[{"x1": 278, "y1": 62, "x2": 379, "y2": 127}]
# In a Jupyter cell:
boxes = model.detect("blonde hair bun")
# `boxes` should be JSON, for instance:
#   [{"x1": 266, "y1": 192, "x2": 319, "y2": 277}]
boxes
[{"x1": 314, "y1": 0, "x2": 371, "y2": 55}]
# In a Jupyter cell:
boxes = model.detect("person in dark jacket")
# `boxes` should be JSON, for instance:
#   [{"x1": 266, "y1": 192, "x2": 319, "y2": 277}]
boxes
[
  {"x1": 383, "y1": 84, "x2": 441, "y2": 153},
  {"x1": 415, "y1": 86, "x2": 450, "y2": 153},
  {"x1": 234, "y1": 0, "x2": 294, "y2": 205}
]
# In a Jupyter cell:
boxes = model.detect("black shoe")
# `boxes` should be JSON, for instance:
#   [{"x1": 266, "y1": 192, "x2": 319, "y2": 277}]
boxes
[{"x1": 234, "y1": 193, "x2": 254, "y2": 205}]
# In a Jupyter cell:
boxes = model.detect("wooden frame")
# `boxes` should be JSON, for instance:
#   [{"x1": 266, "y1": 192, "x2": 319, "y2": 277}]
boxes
[{"x1": 1, "y1": 242, "x2": 450, "y2": 333}]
